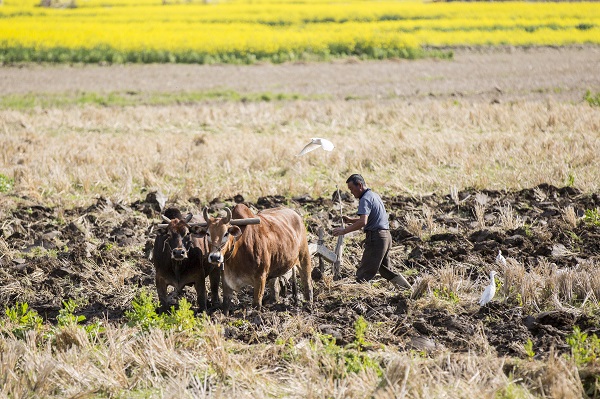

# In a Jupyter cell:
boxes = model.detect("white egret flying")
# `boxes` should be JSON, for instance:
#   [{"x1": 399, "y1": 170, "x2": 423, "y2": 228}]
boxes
[
  {"x1": 296, "y1": 138, "x2": 334, "y2": 157},
  {"x1": 479, "y1": 270, "x2": 497, "y2": 306},
  {"x1": 496, "y1": 249, "x2": 507, "y2": 267}
]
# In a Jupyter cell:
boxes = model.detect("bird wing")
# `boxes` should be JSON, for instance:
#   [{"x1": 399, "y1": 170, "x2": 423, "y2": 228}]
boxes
[
  {"x1": 317, "y1": 138, "x2": 334, "y2": 151},
  {"x1": 296, "y1": 142, "x2": 321, "y2": 156},
  {"x1": 479, "y1": 285, "x2": 492, "y2": 306}
]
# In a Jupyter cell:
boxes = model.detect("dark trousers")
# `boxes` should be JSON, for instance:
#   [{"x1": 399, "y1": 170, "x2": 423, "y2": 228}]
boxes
[{"x1": 356, "y1": 230, "x2": 398, "y2": 282}]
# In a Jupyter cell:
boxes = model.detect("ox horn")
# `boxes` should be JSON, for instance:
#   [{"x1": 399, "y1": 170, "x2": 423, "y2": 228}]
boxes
[
  {"x1": 161, "y1": 215, "x2": 172, "y2": 223},
  {"x1": 184, "y1": 213, "x2": 193, "y2": 223},
  {"x1": 224, "y1": 207, "x2": 232, "y2": 224},
  {"x1": 203, "y1": 207, "x2": 210, "y2": 223}
]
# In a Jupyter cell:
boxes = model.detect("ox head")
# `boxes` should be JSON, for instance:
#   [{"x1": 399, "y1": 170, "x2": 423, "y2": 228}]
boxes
[
  {"x1": 156, "y1": 213, "x2": 194, "y2": 261},
  {"x1": 190, "y1": 207, "x2": 259, "y2": 269}
]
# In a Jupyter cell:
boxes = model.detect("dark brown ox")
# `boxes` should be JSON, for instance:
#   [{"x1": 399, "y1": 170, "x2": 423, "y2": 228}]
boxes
[
  {"x1": 194, "y1": 204, "x2": 313, "y2": 314},
  {"x1": 153, "y1": 208, "x2": 220, "y2": 312}
]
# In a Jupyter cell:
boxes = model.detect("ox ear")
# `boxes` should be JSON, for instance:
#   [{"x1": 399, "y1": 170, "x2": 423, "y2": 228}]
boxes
[
  {"x1": 228, "y1": 225, "x2": 242, "y2": 241},
  {"x1": 190, "y1": 225, "x2": 208, "y2": 236}
]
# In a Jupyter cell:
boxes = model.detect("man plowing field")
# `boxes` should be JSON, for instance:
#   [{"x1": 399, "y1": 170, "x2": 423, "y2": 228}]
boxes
[{"x1": 332, "y1": 174, "x2": 412, "y2": 290}]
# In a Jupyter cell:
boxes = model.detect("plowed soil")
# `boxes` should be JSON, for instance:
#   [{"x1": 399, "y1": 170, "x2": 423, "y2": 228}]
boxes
[{"x1": 1, "y1": 184, "x2": 599, "y2": 358}]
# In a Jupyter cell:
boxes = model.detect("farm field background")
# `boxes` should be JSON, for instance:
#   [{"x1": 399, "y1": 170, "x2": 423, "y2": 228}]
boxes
[
  {"x1": 2, "y1": 0, "x2": 600, "y2": 395},
  {"x1": 1, "y1": 0, "x2": 600, "y2": 63}
]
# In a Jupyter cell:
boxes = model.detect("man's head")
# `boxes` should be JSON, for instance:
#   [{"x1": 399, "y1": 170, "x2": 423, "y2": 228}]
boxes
[{"x1": 346, "y1": 174, "x2": 367, "y2": 199}]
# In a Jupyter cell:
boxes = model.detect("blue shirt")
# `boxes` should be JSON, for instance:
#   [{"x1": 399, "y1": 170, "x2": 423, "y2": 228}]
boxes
[{"x1": 357, "y1": 189, "x2": 389, "y2": 231}]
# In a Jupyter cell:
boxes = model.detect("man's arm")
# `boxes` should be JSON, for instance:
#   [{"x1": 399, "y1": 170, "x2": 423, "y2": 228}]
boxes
[
  {"x1": 342, "y1": 215, "x2": 359, "y2": 224},
  {"x1": 332, "y1": 214, "x2": 367, "y2": 236}
]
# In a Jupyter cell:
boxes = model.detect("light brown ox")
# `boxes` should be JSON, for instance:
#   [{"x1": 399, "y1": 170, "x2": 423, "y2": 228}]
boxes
[{"x1": 192, "y1": 204, "x2": 313, "y2": 314}]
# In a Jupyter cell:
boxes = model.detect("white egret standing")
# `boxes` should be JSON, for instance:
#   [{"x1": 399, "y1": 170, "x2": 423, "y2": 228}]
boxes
[
  {"x1": 296, "y1": 138, "x2": 335, "y2": 157},
  {"x1": 479, "y1": 270, "x2": 497, "y2": 306},
  {"x1": 496, "y1": 249, "x2": 507, "y2": 267}
]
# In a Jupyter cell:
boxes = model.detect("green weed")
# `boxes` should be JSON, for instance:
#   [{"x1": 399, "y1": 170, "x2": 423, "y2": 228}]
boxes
[
  {"x1": 566, "y1": 326, "x2": 600, "y2": 367},
  {"x1": 124, "y1": 289, "x2": 204, "y2": 333},
  {"x1": 584, "y1": 90, "x2": 600, "y2": 107},
  {"x1": 125, "y1": 289, "x2": 163, "y2": 331},
  {"x1": 567, "y1": 231, "x2": 582, "y2": 243},
  {"x1": 583, "y1": 208, "x2": 600, "y2": 226},
  {"x1": 0, "y1": 174, "x2": 13, "y2": 193},
  {"x1": 57, "y1": 298, "x2": 86, "y2": 327},
  {"x1": 433, "y1": 287, "x2": 460, "y2": 304},
  {"x1": 4, "y1": 302, "x2": 43, "y2": 339},
  {"x1": 523, "y1": 338, "x2": 535, "y2": 360},
  {"x1": 566, "y1": 172, "x2": 575, "y2": 187},
  {"x1": 316, "y1": 333, "x2": 382, "y2": 379},
  {"x1": 163, "y1": 298, "x2": 205, "y2": 332},
  {"x1": 313, "y1": 317, "x2": 382, "y2": 379},
  {"x1": 346, "y1": 316, "x2": 369, "y2": 351}
]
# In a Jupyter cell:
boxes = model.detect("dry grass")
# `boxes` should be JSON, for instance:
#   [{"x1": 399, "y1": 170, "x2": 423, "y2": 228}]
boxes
[
  {"x1": 0, "y1": 318, "x2": 586, "y2": 399},
  {"x1": 492, "y1": 256, "x2": 600, "y2": 311},
  {"x1": 563, "y1": 205, "x2": 578, "y2": 228},
  {"x1": 1, "y1": 99, "x2": 599, "y2": 206},
  {"x1": 497, "y1": 203, "x2": 525, "y2": 230},
  {"x1": 402, "y1": 252, "x2": 600, "y2": 314}
]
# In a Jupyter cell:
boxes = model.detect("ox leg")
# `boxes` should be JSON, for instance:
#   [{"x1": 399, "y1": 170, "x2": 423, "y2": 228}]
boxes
[
  {"x1": 209, "y1": 267, "x2": 221, "y2": 308},
  {"x1": 253, "y1": 274, "x2": 267, "y2": 310},
  {"x1": 195, "y1": 277, "x2": 208, "y2": 313},
  {"x1": 222, "y1": 271, "x2": 234, "y2": 316},
  {"x1": 299, "y1": 243, "x2": 314, "y2": 305},
  {"x1": 291, "y1": 266, "x2": 299, "y2": 305},
  {"x1": 189, "y1": 248, "x2": 208, "y2": 313},
  {"x1": 155, "y1": 275, "x2": 169, "y2": 311}
]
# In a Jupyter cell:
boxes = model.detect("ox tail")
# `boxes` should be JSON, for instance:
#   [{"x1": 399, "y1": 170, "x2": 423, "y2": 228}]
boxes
[
  {"x1": 291, "y1": 266, "x2": 298, "y2": 305},
  {"x1": 298, "y1": 238, "x2": 313, "y2": 304}
]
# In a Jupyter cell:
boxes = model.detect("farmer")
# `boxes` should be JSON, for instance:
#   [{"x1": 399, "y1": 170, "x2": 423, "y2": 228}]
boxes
[{"x1": 332, "y1": 174, "x2": 412, "y2": 290}]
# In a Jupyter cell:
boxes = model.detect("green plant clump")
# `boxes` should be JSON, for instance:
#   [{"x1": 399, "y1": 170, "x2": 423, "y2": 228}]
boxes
[
  {"x1": 566, "y1": 326, "x2": 600, "y2": 367},
  {"x1": 314, "y1": 316, "x2": 382, "y2": 379},
  {"x1": 584, "y1": 90, "x2": 600, "y2": 107},
  {"x1": 523, "y1": 338, "x2": 535, "y2": 360},
  {"x1": 0, "y1": 173, "x2": 13, "y2": 193},
  {"x1": 125, "y1": 289, "x2": 204, "y2": 332},
  {"x1": 433, "y1": 287, "x2": 460, "y2": 303},
  {"x1": 4, "y1": 302, "x2": 43, "y2": 339},
  {"x1": 583, "y1": 208, "x2": 600, "y2": 227},
  {"x1": 57, "y1": 298, "x2": 86, "y2": 327},
  {"x1": 0, "y1": 45, "x2": 452, "y2": 66}
]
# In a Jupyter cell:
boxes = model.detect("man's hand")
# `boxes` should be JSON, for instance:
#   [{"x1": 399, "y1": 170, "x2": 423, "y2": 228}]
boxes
[
  {"x1": 342, "y1": 216, "x2": 356, "y2": 224},
  {"x1": 332, "y1": 227, "x2": 345, "y2": 237},
  {"x1": 334, "y1": 214, "x2": 367, "y2": 237}
]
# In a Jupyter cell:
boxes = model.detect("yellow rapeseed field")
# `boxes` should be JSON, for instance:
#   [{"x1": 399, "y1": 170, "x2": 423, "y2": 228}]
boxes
[{"x1": 0, "y1": 0, "x2": 599, "y2": 63}]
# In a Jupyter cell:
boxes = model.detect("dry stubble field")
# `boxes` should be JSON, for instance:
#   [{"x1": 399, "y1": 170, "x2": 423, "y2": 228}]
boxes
[{"x1": 1, "y1": 47, "x2": 600, "y2": 398}]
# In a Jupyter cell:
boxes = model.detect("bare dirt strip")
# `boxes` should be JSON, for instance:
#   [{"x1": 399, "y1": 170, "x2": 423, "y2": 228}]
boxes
[{"x1": 1, "y1": 47, "x2": 599, "y2": 103}]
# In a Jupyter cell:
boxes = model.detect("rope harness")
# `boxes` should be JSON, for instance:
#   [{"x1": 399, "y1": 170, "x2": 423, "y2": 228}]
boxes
[{"x1": 204, "y1": 233, "x2": 235, "y2": 270}]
